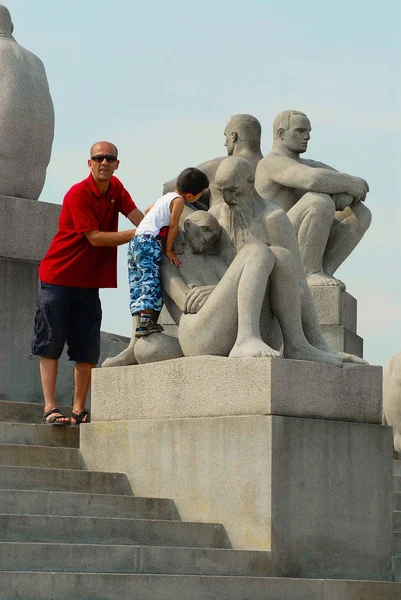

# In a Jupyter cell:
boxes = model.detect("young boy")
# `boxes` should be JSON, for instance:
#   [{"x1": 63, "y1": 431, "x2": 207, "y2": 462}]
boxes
[{"x1": 128, "y1": 167, "x2": 209, "y2": 337}]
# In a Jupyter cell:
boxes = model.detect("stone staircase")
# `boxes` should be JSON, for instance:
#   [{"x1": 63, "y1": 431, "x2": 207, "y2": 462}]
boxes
[
  {"x1": 393, "y1": 459, "x2": 401, "y2": 581},
  {"x1": 0, "y1": 400, "x2": 400, "y2": 599}
]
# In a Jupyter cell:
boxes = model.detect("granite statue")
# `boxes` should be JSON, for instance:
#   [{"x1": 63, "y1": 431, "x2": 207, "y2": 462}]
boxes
[
  {"x1": 0, "y1": 5, "x2": 54, "y2": 199},
  {"x1": 163, "y1": 114, "x2": 263, "y2": 209},
  {"x1": 383, "y1": 352, "x2": 401, "y2": 452},
  {"x1": 254, "y1": 110, "x2": 371, "y2": 290},
  {"x1": 103, "y1": 158, "x2": 367, "y2": 367}
]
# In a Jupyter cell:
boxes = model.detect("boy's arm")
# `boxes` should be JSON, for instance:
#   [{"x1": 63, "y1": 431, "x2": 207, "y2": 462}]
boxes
[
  {"x1": 165, "y1": 196, "x2": 185, "y2": 266},
  {"x1": 144, "y1": 203, "x2": 154, "y2": 215}
]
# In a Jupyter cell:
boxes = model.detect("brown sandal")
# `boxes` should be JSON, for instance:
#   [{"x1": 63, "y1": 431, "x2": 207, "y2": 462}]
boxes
[{"x1": 42, "y1": 408, "x2": 70, "y2": 426}]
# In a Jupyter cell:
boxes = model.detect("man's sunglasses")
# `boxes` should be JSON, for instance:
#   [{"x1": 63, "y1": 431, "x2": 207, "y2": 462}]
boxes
[{"x1": 91, "y1": 154, "x2": 118, "y2": 163}]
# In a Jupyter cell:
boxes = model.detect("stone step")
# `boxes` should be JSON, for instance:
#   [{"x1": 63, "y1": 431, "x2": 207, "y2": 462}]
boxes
[
  {"x1": 0, "y1": 572, "x2": 400, "y2": 600},
  {"x1": 393, "y1": 532, "x2": 401, "y2": 554},
  {"x1": 0, "y1": 514, "x2": 228, "y2": 549},
  {"x1": 0, "y1": 422, "x2": 79, "y2": 447},
  {"x1": 394, "y1": 556, "x2": 401, "y2": 582},
  {"x1": 394, "y1": 510, "x2": 401, "y2": 532},
  {"x1": 394, "y1": 476, "x2": 401, "y2": 492},
  {"x1": 0, "y1": 543, "x2": 271, "y2": 577},
  {"x1": 0, "y1": 444, "x2": 80, "y2": 469},
  {"x1": 395, "y1": 492, "x2": 401, "y2": 511},
  {"x1": 0, "y1": 489, "x2": 177, "y2": 520},
  {"x1": 0, "y1": 401, "x2": 72, "y2": 424},
  {"x1": 394, "y1": 460, "x2": 401, "y2": 476},
  {"x1": 0, "y1": 465, "x2": 132, "y2": 495}
]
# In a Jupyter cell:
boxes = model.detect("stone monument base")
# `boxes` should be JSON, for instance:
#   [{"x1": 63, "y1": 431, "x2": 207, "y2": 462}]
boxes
[{"x1": 80, "y1": 357, "x2": 393, "y2": 581}]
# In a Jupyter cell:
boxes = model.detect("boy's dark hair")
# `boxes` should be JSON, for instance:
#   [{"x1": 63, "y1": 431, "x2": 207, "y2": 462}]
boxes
[{"x1": 176, "y1": 167, "x2": 209, "y2": 195}]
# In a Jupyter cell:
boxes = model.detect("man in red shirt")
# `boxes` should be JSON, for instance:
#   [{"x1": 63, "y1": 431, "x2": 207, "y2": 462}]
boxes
[{"x1": 31, "y1": 141, "x2": 144, "y2": 425}]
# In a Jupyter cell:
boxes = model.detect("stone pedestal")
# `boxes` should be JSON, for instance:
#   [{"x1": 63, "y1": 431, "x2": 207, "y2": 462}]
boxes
[
  {"x1": 310, "y1": 287, "x2": 363, "y2": 357},
  {"x1": 80, "y1": 357, "x2": 393, "y2": 581},
  {"x1": 0, "y1": 197, "x2": 128, "y2": 403}
]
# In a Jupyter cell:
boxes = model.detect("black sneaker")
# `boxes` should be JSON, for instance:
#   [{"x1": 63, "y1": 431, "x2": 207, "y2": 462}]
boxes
[{"x1": 135, "y1": 321, "x2": 164, "y2": 338}]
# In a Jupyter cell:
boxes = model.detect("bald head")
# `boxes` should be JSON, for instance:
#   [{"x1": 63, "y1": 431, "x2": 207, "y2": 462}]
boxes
[
  {"x1": 90, "y1": 141, "x2": 118, "y2": 158},
  {"x1": 224, "y1": 114, "x2": 261, "y2": 156},
  {"x1": 225, "y1": 114, "x2": 261, "y2": 142},
  {"x1": 0, "y1": 5, "x2": 13, "y2": 36},
  {"x1": 216, "y1": 156, "x2": 253, "y2": 188},
  {"x1": 184, "y1": 210, "x2": 220, "y2": 254}
]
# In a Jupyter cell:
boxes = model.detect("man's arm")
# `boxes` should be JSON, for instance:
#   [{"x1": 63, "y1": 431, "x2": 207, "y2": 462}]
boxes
[
  {"x1": 127, "y1": 208, "x2": 144, "y2": 226},
  {"x1": 84, "y1": 229, "x2": 135, "y2": 247},
  {"x1": 265, "y1": 154, "x2": 367, "y2": 200}
]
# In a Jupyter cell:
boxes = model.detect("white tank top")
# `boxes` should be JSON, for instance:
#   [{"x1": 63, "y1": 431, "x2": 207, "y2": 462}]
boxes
[{"x1": 135, "y1": 192, "x2": 183, "y2": 237}]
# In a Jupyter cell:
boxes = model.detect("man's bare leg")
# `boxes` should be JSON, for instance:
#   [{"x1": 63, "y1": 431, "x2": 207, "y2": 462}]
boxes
[
  {"x1": 71, "y1": 362, "x2": 94, "y2": 424},
  {"x1": 323, "y1": 202, "x2": 372, "y2": 277},
  {"x1": 268, "y1": 247, "x2": 342, "y2": 367},
  {"x1": 288, "y1": 192, "x2": 345, "y2": 288},
  {"x1": 40, "y1": 357, "x2": 70, "y2": 423}
]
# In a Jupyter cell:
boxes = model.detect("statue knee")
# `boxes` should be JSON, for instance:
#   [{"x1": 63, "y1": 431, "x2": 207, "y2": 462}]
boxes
[
  {"x1": 308, "y1": 192, "x2": 336, "y2": 218},
  {"x1": 357, "y1": 202, "x2": 372, "y2": 232}
]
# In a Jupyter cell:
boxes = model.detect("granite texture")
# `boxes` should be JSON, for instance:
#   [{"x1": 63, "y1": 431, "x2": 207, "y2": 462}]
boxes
[
  {"x1": 80, "y1": 415, "x2": 393, "y2": 580},
  {"x1": 255, "y1": 110, "x2": 371, "y2": 291},
  {"x1": 383, "y1": 352, "x2": 401, "y2": 452},
  {"x1": 0, "y1": 6, "x2": 54, "y2": 199},
  {"x1": 93, "y1": 357, "x2": 381, "y2": 423}
]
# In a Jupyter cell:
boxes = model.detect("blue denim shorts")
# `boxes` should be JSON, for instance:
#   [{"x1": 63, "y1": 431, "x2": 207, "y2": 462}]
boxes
[{"x1": 31, "y1": 281, "x2": 102, "y2": 364}]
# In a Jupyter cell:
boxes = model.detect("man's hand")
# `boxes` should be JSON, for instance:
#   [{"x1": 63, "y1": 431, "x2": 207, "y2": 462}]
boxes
[
  {"x1": 166, "y1": 250, "x2": 182, "y2": 266},
  {"x1": 185, "y1": 284, "x2": 215, "y2": 314},
  {"x1": 332, "y1": 193, "x2": 354, "y2": 211}
]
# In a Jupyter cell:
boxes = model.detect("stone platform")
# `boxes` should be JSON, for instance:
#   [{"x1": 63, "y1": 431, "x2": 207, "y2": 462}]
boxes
[
  {"x1": 92, "y1": 357, "x2": 382, "y2": 423},
  {"x1": 80, "y1": 357, "x2": 393, "y2": 581}
]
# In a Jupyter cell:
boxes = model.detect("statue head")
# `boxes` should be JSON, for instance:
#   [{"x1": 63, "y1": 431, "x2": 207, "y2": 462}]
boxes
[
  {"x1": 215, "y1": 157, "x2": 254, "y2": 207},
  {"x1": 273, "y1": 110, "x2": 311, "y2": 154},
  {"x1": 184, "y1": 211, "x2": 220, "y2": 254},
  {"x1": 224, "y1": 114, "x2": 261, "y2": 156},
  {"x1": 0, "y1": 5, "x2": 13, "y2": 36}
]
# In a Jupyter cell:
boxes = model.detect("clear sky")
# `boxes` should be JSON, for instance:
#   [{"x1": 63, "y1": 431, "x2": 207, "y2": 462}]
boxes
[{"x1": 5, "y1": 0, "x2": 400, "y2": 366}]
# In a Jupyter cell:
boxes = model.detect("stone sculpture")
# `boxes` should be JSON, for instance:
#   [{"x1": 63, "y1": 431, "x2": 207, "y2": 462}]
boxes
[
  {"x1": 104, "y1": 157, "x2": 367, "y2": 367},
  {"x1": 254, "y1": 110, "x2": 371, "y2": 290},
  {"x1": 0, "y1": 5, "x2": 54, "y2": 199},
  {"x1": 383, "y1": 353, "x2": 401, "y2": 452},
  {"x1": 163, "y1": 114, "x2": 263, "y2": 209}
]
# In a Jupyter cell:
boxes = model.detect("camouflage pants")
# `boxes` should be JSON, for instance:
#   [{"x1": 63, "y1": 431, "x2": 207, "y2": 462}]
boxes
[{"x1": 128, "y1": 235, "x2": 163, "y2": 315}]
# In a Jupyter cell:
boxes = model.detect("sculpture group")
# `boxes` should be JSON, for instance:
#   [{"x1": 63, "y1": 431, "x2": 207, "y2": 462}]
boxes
[{"x1": 104, "y1": 111, "x2": 371, "y2": 368}]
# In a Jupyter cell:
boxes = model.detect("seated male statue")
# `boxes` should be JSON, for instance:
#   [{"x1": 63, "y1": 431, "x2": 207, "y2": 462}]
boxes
[
  {"x1": 254, "y1": 110, "x2": 371, "y2": 289},
  {"x1": 164, "y1": 114, "x2": 263, "y2": 209},
  {"x1": 209, "y1": 156, "x2": 366, "y2": 365},
  {"x1": 0, "y1": 5, "x2": 54, "y2": 199}
]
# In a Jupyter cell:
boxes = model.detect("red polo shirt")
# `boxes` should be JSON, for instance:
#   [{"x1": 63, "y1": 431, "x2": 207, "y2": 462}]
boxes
[{"x1": 39, "y1": 174, "x2": 136, "y2": 288}]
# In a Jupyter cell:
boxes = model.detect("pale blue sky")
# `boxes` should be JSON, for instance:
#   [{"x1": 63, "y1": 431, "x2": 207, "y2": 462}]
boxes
[{"x1": 5, "y1": 0, "x2": 400, "y2": 365}]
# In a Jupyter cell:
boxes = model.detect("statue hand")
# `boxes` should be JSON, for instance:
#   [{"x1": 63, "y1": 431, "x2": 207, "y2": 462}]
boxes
[
  {"x1": 185, "y1": 285, "x2": 215, "y2": 314},
  {"x1": 332, "y1": 193, "x2": 354, "y2": 211},
  {"x1": 348, "y1": 176, "x2": 369, "y2": 202}
]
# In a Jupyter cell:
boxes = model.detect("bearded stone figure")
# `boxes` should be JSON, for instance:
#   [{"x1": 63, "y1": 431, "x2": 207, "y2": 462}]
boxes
[{"x1": 0, "y1": 5, "x2": 54, "y2": 199}]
